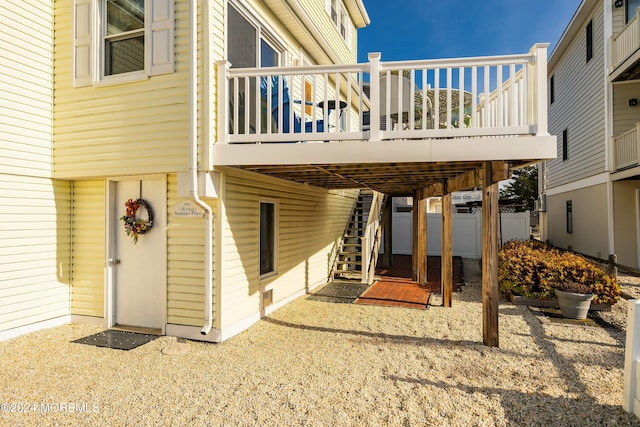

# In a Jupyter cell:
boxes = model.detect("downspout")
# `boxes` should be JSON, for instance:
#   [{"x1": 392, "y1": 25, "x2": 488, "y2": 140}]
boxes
[{"x1": 189, "y1": 0, "x2": 214, "y2": 336}]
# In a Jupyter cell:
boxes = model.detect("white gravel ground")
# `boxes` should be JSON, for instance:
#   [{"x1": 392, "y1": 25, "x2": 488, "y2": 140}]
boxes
[{"x1": 1, "y1": 259, "x2": 640, "y2": 426}]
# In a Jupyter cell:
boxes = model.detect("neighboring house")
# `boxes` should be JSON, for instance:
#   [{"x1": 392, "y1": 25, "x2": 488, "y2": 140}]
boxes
[
  {"x1": 541, "y1": 0, "x2": 640, "y2": 270},
  {"x1": 1, "y1": 0, "x2": 554, "y2": 346}
]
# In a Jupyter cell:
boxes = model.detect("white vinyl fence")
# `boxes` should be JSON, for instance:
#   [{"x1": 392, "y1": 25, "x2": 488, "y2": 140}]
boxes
[
  {"x1": 624, "y1": 300, "x2": 640, "y2": 416},
  {"x1": 386, "y1": 211, "x2": 531, "y2": 259}
]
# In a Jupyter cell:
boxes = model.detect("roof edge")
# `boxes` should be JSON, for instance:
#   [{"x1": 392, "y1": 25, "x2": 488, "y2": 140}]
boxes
[{"x1": 345, "y1": 0, "x2": 370, "y2": 28}]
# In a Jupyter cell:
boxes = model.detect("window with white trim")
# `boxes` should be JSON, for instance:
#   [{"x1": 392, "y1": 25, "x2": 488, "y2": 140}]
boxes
[
  {"x1": 73, "y1": 0, "x2": 175, "y2": 87},
  {"x1": 104, "y1": 0, "x2": 145, "y2": 76},
  {"x1": 326, "y1": 0, "x2": 353, "y2": 47},
  {"x1": 260, "y1": 201, "x2": 277, "y2": 277},
  {"x1": 330, "y1": 0, "x2": 338, "y2": 25},
  {"x1": 227, "y1": 2, "x2": 284, "y2": 69}
]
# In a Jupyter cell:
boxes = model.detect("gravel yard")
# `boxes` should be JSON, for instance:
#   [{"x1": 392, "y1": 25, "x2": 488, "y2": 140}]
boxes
[{"x1": 1, "y1": 259, "x2": 640, "y2": 426}]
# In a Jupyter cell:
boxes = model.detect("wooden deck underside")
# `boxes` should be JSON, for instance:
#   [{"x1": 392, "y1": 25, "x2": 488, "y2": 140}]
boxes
[
  {"x1": 229, "y1": 160, "x2": 525, "y2": 196},
  {"x1": 212, "y1": 136, "x2": 556, "y2": 195}
]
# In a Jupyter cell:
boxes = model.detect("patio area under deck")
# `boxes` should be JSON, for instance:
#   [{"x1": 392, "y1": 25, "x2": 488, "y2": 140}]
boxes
[{"x1": 213, "y1": 45, "x2": 556, "y2": 347}]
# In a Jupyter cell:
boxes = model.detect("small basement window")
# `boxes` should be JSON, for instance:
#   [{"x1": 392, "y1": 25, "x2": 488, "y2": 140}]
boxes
[
  {"x1": 260, "y1": 201, "x2": 277, "y2": 276},
  {"x1": 586, "y1": 20, "x2": 593, "y2": 63}
]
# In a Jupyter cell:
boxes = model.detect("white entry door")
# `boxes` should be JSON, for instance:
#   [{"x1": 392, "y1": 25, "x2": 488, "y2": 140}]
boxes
[{"x1": 112, "y1": 178, "x2": 166, "y2": 331}]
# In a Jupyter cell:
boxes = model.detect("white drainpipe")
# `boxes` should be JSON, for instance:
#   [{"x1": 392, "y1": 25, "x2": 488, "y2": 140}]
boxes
[{"x1": 189, "y1": 0, "x2": 214, "y2": 336}]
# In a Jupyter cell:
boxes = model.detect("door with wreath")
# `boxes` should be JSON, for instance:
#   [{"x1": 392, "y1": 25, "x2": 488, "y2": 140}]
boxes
[{"x1": 112, "y1": 178, "x2": 166, "y2": 332}]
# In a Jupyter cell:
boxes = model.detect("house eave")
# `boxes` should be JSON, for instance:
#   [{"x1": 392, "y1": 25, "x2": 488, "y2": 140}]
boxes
[{"x1": 344, "y1": 0, "x2": 370, "y2": 28}]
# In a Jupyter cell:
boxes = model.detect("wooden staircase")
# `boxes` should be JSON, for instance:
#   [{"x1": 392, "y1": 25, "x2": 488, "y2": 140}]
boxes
[{"x1": 332, "y1": 190, "x2": 386, "y2": 283}]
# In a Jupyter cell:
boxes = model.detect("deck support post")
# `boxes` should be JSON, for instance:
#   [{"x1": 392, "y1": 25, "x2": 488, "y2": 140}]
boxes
[
  {"x1": 381, "y1": 196, "x2": 393, "y2": 268},
  {"x1": 412, "y1": 193, "x2": 428, "y2": 283},
  {"x1": 482, "y1": 162, "x2": 500, "y2": 347},
  {"x1": 441, "y1": 184, "x2": 453, "y2": 308},
  {"x1": 412, "y1": 195, "x2": 419, "y2": 280}
]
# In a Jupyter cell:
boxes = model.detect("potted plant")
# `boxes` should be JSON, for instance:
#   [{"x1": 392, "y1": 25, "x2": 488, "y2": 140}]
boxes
[{"x1": 555, "y1": 281, "x2": 594, "y2": 320}]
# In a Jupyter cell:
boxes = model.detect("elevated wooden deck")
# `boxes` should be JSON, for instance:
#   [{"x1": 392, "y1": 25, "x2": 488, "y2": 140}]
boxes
[{"x1": 213, "y1": 44, "x2": 554, "y2": 196}]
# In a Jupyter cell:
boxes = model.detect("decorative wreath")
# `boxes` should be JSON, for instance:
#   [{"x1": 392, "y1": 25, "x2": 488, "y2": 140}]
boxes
[{"x1": 120, "y1": 198, "x2": 154, "y2": 244}]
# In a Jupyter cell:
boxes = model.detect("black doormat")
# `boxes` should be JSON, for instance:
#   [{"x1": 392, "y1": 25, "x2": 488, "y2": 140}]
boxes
[
  {"x1": 72, "y1": 330, "x2": 159, "y2": 351},
  {"x1": 307, "y1": 281, "x2": 371, "y2": 303}
]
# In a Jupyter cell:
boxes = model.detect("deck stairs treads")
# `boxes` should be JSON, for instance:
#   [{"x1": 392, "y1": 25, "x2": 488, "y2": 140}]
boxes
[{"x1": 332, "y1": 190, "x2": 385, "y2": 282}]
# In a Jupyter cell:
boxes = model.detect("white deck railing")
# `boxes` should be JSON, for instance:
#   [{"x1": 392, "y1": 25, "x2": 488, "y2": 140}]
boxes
[
  {"x1": 612, "y1": 8, "x2": 640, "y2": 72},
  {"x1": 216, "y1": 44, "x2": 548, "y2": 144},
  {"x1": 614, "y1": 123, "x2": 640, "y2": 170}
]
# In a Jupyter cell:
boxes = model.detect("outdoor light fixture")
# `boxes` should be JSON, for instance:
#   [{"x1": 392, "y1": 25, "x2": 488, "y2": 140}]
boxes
[
  {"x1": 629, "y1": 98, "x2": 638, "y2": 107},
  {"x1": 615, "y1": 0, "x2": 624, "y2": 8}
]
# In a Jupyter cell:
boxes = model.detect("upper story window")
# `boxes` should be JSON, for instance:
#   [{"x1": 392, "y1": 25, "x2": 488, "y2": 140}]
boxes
[
  {"x1": 72, "y1": 0, "x2": 175, "y2": 87},
  {"x1": 330, "y1": 0, "x2": 338, "y2": 23},
  {"x1": 326, "y1": 0, "x2": 352, "y2": 46},
  {"x1": 586, "y1": 20, "x2": 593, "y2": 63},
  {"x1": 227, "y1": 3, "x2": 285, "y2": 133},
  {"x1": 340, "y1": 7, "x2": 348, "y2": 39},
  {"x1": 550, "y1": 75, "x2": 555, "y2": 104},
  {"x1": 562, "y1": 128, "x2": 568, "y2": 161},
  {"x1": 227, "y1": 3, "x2": 283, "y2": 69},
  {"x1": 627, "y1": 0, "x2": 640, "y2": 23},
  {"x1": 105, "y1": 0, "x2": 145, "y2": 76}
]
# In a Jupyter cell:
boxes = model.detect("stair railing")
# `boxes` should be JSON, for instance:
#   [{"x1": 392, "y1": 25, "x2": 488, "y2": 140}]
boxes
[{"x1": 361, "y1": 191, "x2": 385, "y2": 284}]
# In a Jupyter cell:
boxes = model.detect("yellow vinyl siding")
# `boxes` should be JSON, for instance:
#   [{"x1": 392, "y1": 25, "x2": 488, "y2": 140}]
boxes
[
  {"x1": 71, "y1": 180, "x2": 105, "y2": 317},
  {"x1": 0, "y1": 0, "x2": 53, "y2": 179},
  {"x1": 207, "y1": 0, "x2": 224, "y2": 153},
  {"x1": 0, "y1": 1, "x2": 69, "y2": 334},
  {"x1": 220, "y1": 168, "x2": 357, "y2": 328},
  {"x1": 0, "y1": 175, "x2": 71, "y2": 332},
  {"x1": 298, "y1": 0, "x2": 356, "y2": 64},
  {"x1": 53, "y1": 0, "x2": 191, "y2": 179},
  {"x1": 166, "y1": 174, "x2": 216, "y2": 327}
]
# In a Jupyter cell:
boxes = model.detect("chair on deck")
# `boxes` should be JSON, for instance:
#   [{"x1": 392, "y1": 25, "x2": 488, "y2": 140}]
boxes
[{"x1": 260, "y1": 76, "x2": 324, "y2": 134}]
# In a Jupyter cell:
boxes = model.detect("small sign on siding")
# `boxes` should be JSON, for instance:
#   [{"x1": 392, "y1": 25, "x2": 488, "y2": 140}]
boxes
[{"x1": 173, "y1": 201, "x2": 205, "y2": 218}]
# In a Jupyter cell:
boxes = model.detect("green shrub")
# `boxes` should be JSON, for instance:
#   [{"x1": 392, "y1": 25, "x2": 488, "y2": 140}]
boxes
[{"x1": 498, "y1": 240, "x2": 620, "y2": 304}]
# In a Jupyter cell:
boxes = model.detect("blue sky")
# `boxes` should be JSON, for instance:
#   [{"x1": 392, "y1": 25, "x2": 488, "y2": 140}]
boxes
[{"x1": 357, "y1": 0, "x2": 584, "y2": 62}]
